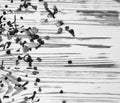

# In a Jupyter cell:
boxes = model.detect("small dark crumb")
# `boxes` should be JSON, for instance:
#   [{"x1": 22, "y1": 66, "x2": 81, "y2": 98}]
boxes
[
  {"x1": 29, "y1": 48, "x2": 32, "y2": 51},
  {"x1": 20, "y1": 31, "x2": 24, "y2": 33},
  {"x1": 60, "y1": 90, "x2": 64, "y2": 94},
  {"x1": 36, "y1": 57, "x2": 42, "y2": 62},
  {"x1": 20, "y1": 16, "x2": 23, "y2": 20},
  {"x1": 7, "y1": 67, "x2": 10, "y2": 69},
  {"x1": 68, "y1": 60, "x2": 72, "y2": 64},
  {"x1": 32, "y1": 71, "x2": 39, "y2": 75},
  {"x1": 10, "y1": 0, "x2": 13, "y2": 3},
  {"x1": 3, "y1": 24, "x2": 6, "y2": 26},
  {"x1": 14, "y1": 28, "x2": 19, "y2": 33},
  {"x1": 3, "y1": 95, "x2": 9, "y2": 98},
  {"x1": 3, "y1": 17, "x2": 6, "y2": 20},
  {"x1": 37, "y1": 38, "x2": 42, "y2": 42},
  {"x1": 4, "y1": 76, "x2": 8, "y2": 80},
  {"x1": 25, "y1": 74, "x2": 28, "y2": 77},
  {"x1": 23, "y1": 87, "x2": 27, "y2": 90},
  {"x1": 15, "y1": 67, "x2": 20, "y2": 69},
  {"x1": 36, "y1": 78, "x2": 40, "y2": 82},
  {"x1": 16, "y1": 49, "x2": 20, "y2": 52},
  {"x1": 34, "y1": 66, "x2": 37, "y2": 70},
  {"x1": 9, "y1": 72, "x2": 12, "y2": 75},
  {"x1": 38, "y1": 87, "x2": 42, "y2": 92},
  {"x1": 18, "y1": 55, "x2": 22, "y2": 60},
  {"x1": 16, "y1": 60, "x2": 19, "y2": 65},
  {"x1": 34, "y1": 35, "x2": 39, "y2": 39},
  {"x1": 57, "y1": 27, "x2": 63, "y2": 34},
  {"x1": 3, "y1": 11, "x2": 6, "y2": 15},
  {"x1": 7, "y1": 21, "x2": 11, "y2": 26},
  {"x1": 17, "y1": 77, "x2": 22, "y2": 82},
  {"x1": 45, "y1": 35, "x2": 50, "y2": 40},
  {"x1": 1, "y1": 83, "x2": 4, "y2": 87},
  {"x1": 69, "y1": 29, "x2": 75, "y2": 37},
  {"x1": 28, "y1": 27, "x2": 31, "y2": 30},
  {"x1": 15, "y1": 84, "x2": 21, "y2": 87},
  {"x1": 62, "y1": 100, "x2": 66, "y2": 103},
  {"x1": 34, "y1": 82, "x2": 37, "y2": 86},
  {"x1": 24, "y1": 4, "x2": 28, "y2": 8},
  {"x1": 18, "y1": 84, "x2": 21, "y2": 87},
  {"x1": 24, "y1": 96, "x2": 28, "y2": 101},
  {"x1": 17, "y1": 7, "x2": 22, "y2": 11},
  {"x1": 30, "y1": 39, "x2": 34, "y2": 42},
  {"x1": 65, "y1": 26, "x2": 69, "y2": 31},
  {"x1": 58, "y1": 20, "x2": 64, "y2": 26},
  {"x1": 39, "y1": 0, "x2": 43, "y2": 2},
  {"x1": 6, "y1": 50, "x2": 11, "y2": 55},
  {"x1": 5, "y1": 5, "x2": 8, "y2": 8},
  {"x1": 40, "y1": 40, "x2": 44, "y2": 45},
  {"x1": 36, "y1": 99, "x2": 40, "y2": 102}
]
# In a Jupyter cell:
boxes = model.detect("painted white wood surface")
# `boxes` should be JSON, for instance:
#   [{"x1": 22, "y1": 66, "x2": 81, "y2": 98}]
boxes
[{"x1": 0, "y1": 0, "x2": 120, "y2": 103}]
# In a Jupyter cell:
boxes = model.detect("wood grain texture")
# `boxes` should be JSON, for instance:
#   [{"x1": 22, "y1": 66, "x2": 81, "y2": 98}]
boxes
[{"x1": 0, "y1": 0, "x2": 120, "y2": 103}]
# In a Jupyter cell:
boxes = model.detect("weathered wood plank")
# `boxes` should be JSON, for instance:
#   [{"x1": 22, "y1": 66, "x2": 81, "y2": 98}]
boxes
[{"x1": 0, "y1": 0, "x2": 120, "y2": 103}]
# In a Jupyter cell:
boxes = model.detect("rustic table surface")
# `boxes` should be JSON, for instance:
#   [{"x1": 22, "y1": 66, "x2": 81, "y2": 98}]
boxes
[{"x1": 0, "y1": 0, "x2": 120, "y2": 103}]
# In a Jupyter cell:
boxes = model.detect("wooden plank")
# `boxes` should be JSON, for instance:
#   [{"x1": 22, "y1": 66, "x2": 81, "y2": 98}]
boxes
[{"x1": 0, "y1": 0, "x2": 120, "y2": 103}]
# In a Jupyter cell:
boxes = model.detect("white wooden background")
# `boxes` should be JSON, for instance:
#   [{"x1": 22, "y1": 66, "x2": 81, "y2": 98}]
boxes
[{"x1": 0, "y1": 0, "x2": 120, "y2": 103}]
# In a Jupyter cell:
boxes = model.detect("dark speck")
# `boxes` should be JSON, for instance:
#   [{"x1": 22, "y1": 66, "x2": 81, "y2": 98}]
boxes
[
  {"x1": 65, "y1": 26, "x2": 69, "y2": 31},
  {"x1": 7, "y1": 67, "x2": 10, "y2": 69},
  {"x1": 40, "y1": 40, "x2": 44, "y2": 45},
  {"x1": 10, "y1": 0, "x2": 13, "y2": 3},
  {"x1": 68, "y1": 60, "x2": 72, "y2": 64},
  {"x1": 14, "y1": 28, "x2": 19, "y2": 33},
  {"x1": 60, "y1": 90, "x2": 64, "y2": 94},
  {"x1": 45, "y1": 36, "x2": 50, "y2": 40},
  {"x1": 32, "y1": 71, "x2": 39, "y2": 75},
  {"x1": 1, "y1": 83, "x2": 4, "y2": 87},
  {"x1": 36, "y1": 57, "x2": 42, "y2": 62},
  {"x1": 3, "y1": 18, "x2": 6, "y2": 20},
  {"x1": 62, "y1": 100, "x2": 66, "y2": 103},
  {"x1": 24, "y1": 96, "x2": 28, "y2": 101},
  {"x1": 57, "y1": 27, "x2": 63, "y2": 34},
  {"x1": 23, "y1": 87, "x2": 27, "y2": 90},
  {"x1": 34, "y1": 66, "x2": 37, "y2": 70},
  {"x1": 5, "y1": 5, "x2": 8, "y2": 8},
  {"x1": 36, "y1": 78, "x2": 40, "y2": 82},
  {"x1": 38, "y1": 87, "x2": 42, "y2": 92},
  {"x1": 3, "y1": 95, "x2": 9, "y2": 99},
  {"x1": 20, "y1": 16, "x2": 23, "y2": 20},
  {"x1": 25, "y1": 74, "x2": 28, "y2": 77},
  {"x1": 4, "y1": 76, "x2": 8, "y2": 80},
  {"x1": 39, "y1": 0, "x2": 43, "y2": 2},
  {"x1": 20, "y1": 31, "x2": 24, "y2": 33},
  {"x1": 18, "y1": 55, "x2": 22, "y2": 60},
  {"x1": 17, "y1": 77, "x2": 22, "y2": 82},
  {"x1": 3, "y1": 11, "x2": 6, "y2": 15},
  {"x1": 6, "y1": 50, "x2": 11, "y2": 55}
]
